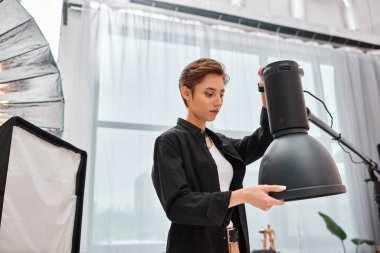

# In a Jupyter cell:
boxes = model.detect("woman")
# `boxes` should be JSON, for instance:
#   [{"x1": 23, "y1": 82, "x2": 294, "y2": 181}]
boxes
[{"x1": 152, "y1": 58, "x2": 285, "y2": 253}]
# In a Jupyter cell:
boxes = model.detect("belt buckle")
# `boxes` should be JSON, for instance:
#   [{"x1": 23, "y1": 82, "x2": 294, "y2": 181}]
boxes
[{"x1": 227, "y1": 227, "x2": 238, "y2": 244}]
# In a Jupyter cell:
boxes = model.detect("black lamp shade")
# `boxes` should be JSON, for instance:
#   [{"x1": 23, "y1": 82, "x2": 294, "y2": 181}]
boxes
[
  {"x1": 258, "y1": 60, "x2": 346, "y2": 201},
  {"x1": 259, "y1": 133, "x2": 346, "y2": 201}
]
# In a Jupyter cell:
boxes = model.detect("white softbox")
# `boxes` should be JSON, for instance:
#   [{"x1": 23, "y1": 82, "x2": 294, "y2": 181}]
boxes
[{"x1": 0, "y1": 117, "x2": 86, "y2": 253}]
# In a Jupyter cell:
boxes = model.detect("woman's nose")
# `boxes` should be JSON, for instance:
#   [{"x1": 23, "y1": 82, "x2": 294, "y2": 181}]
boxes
[{"x1": 214, "y1": 96, "x2": 223, "y2": 106}]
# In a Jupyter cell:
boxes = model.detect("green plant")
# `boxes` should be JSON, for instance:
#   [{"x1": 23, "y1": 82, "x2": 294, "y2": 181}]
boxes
[
  {"x1": 318, "y1": 212, "x2": 375, "y2": 253},
  {"x1": 351, "y1": 239, "x2": 376, "y2": 253}
]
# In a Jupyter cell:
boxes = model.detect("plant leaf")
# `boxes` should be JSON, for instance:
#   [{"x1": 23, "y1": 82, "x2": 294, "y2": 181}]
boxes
[
  {"x1": 351, "y1": 238, "x2": 375, "y2": 246},
  {"x1": 318, "y1": 212, "x2": 347, "y2": 241}
]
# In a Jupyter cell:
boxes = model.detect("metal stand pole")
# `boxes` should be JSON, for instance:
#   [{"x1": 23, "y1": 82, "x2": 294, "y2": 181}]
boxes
[{"x1": 307, "y1": 108, "x2": 380, "y2": 223}]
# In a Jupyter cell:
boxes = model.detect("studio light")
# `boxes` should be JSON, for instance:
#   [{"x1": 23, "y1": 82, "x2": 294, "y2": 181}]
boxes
[
  {"x1": 0, "y1": 117, "x2": 87, "y2": 252},
  {"x1": 258, "y1": 60, "x2": 347, "y2": 201}
]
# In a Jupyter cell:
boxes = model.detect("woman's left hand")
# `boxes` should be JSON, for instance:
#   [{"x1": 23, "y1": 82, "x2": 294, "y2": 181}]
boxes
[{"x1": 258, "y1": 68, "x2": 267, "y2": 108}]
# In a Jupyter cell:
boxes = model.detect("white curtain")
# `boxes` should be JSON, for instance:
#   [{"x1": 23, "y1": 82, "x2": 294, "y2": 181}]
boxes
[{"x1": 63, "y1": 3, "x2": 380, "y2": 252}]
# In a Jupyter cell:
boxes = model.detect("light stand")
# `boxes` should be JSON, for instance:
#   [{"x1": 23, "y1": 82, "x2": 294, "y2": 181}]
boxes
[
  {"x1": 258, "y1": 60, "x2": 380, "y2": 252},
  {"x1": 307, "y1": 108, "x2": 380, "y2": 224}
]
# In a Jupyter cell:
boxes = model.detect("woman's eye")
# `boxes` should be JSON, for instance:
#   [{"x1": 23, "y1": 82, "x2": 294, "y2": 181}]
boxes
[
  {"x1": 220, "y1": 94, "x2": 224, "y2": 98},
  {"x1": 205, "y1": 92, "x2": 213, "y2": 97}
]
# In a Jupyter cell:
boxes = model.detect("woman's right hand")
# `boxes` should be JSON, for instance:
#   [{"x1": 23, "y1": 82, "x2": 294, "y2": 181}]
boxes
[{"x1": 229, "y1": 185, "x2": 286, "y2": 210}]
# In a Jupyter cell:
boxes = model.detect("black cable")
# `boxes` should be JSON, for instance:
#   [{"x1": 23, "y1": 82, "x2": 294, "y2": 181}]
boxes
[
  {"x1": 337, "y1": 142, "x2": 365, "y2": 164},
  {"x1": 304, "y1": 90, "x2": 366, "y2": 165},
  {"x1": 303, "y1": 90, "x2": 333, "y2": 128}
]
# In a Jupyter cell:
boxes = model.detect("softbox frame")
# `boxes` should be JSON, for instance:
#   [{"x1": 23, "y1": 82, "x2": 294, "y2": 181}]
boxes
[{"x1": 0, "y1": 116, "x2": 86, "y2": 253}]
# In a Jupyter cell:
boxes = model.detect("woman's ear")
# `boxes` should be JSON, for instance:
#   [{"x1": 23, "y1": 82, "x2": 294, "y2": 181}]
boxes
[{"x1": 180, "y1": 86, "x2": 191, "y2": 103}]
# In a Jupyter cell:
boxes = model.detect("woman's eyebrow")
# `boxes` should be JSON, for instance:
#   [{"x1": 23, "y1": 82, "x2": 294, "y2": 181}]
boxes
[{"x1": 204, "y1": 87, "x2": 225, "y2": 92}]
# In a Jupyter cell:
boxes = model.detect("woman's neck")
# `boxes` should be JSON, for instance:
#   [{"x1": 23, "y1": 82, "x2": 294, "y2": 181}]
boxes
[{"x1": 186, "y1": 111, "x2": 206, "y2": 131}]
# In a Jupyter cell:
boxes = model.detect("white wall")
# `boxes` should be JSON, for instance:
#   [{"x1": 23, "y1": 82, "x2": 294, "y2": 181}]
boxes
[
  {"x1": 122, "y1": 0, "x2": 380, "y2": 45},
  {"x1": 65, "y1": 0, "x2": 380, "y2": 45},
  {"x1": 57, "y1": 10, "x2": 91, "y2": 251},
  {"x1": 354, "y1": 0, "x2": 380, "y2": 33}
]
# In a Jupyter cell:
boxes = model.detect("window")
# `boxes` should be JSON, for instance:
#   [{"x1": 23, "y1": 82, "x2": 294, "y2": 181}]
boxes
[{"x1": 86, "y1": 12, "x2": 350, "y2": 252}]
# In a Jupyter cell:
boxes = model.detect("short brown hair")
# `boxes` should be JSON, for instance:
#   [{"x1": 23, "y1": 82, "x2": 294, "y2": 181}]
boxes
[{"x1": 179, "y1": 58, "x2": 230, "y2": 107}]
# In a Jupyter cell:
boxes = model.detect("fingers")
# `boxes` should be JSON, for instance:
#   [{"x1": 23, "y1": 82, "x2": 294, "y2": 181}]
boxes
[
  {"x1": 269, "y1": 196, "x2": 285, "y2": 206},
  {"x1": 243, "y1": 185, "x2": 286, "y2": 211},
  {"x1": 257, "y1": 185, "x2": 286, "y2": 211},
  {"x1": 259, "y1": 196, "x2": 284, "y2": 211},
  {"x1": 258, "y1": 68, "x2": 264, "y2": 87},
  {"x1": 259, "y1": 184, "x2": 287, "y2": 193},
  {"x1": 258, "y1": 67, "x2": 263, "y2": 77}
]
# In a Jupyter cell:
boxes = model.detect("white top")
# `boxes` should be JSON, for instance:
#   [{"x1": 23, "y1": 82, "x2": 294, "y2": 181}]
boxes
[
  {"x1": 208, "y1": 144, "x2": 234, "y2": 227},
  {"x1": 209, "y1": 145, "x2": 233, "y2": 191}
]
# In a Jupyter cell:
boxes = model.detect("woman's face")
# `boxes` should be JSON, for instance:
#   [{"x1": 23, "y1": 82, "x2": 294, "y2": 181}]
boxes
[{"x1": 184, "y1": 73, "x2": 225, "y2": 122}]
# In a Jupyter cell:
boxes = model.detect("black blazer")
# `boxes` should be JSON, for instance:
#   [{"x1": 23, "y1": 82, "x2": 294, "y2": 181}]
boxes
[{"x1": 152, "y1": 108, "x2": 273, "y2": 253}]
